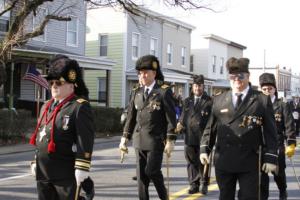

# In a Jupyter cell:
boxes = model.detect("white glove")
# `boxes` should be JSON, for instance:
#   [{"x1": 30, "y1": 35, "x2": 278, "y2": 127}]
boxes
[
  {"x1": 30, "y1": 161, "x2": 36, "y2": 177},
  {"x1": 175, "y1": 122, "x2": 184, "y2": 133},
  {"x1": 75, "y1": 169, "x2": 89, "y2": 186},
  {"x1": 119, "y1": 137, "x2": 128, "y2": 152},
  {"x1": 164, "y1": 140, "x2": 175, "y2": 157},
  {"x1": 262, "y1": 163, "x2": 277, "y2": 174},
  {"x1": 200, "y1": 153, "x2": 209, "y2": 165}
]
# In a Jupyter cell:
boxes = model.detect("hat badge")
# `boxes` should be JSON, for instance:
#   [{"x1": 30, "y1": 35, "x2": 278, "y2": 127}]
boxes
[
  {"x1": 68, "y1": 70, "x2": 76, "y2": 82},
  {"x1": 152, "y1": 61, "x2": 158, "y2": 70}
]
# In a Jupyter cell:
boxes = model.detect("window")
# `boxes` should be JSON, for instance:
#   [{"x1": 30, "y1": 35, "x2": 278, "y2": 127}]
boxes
[
  {"x1": 212, "y1": 55, "x2": 216, "y2": 73},
  {"x1": 0, "y1": 0, "x2": 10, "y2": 32},
  {"x1": 98, "y1": 77, "x2": 107, "y2": 103},
  {"x1": 132, "y1": 33, "x2": 140, "y2": 59},
  {"x1": 99, "y1": 34, "x2": 108, "y2": 57},
  {"x1": 181, "y1": 47, "x2": 186, "y2": 66},
  {"x1": 190, "y1": 55, "x2": 194, "y2": 72},
  {"x1": 150, "y1": 37, "x2": 158, "y2": 56},
  {"x1": 167, "y1": 43, "x2": 173, "y2": 64},
  {"x1": 32, "y1": 8, "x2": 47, "y2": 41},
  {"x1": 220, "y1": 57, "x2": 224, "y2": 74},
  {"x1": 67, "y1": 16, "x2": 78, "y2": 46}
]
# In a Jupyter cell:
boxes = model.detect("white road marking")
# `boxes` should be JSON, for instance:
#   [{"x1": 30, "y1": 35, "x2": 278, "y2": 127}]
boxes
[{"x1": 0, "y1": 173, "x2": 31, "y2": 181}]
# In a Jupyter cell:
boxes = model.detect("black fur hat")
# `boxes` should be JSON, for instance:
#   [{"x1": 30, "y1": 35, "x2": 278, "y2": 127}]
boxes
[
  {"x1": 135, "y1": 55, "x2": 164, "y2": 81},
  {"x1": 47, "y1": 55, "x2": 89, "y2": 98},
  {"x1": 79, "y1": 177, "x2": 95, "y2": 200},
  {"x1": 192, "y1": 74, "x2": 204, "y2": 85},
  {"x1": 226, "y1": 57, "x2": 250, "y2": 74},
  {"x1": 259, "y1": 73, "x2": 276, "y2": 88}
]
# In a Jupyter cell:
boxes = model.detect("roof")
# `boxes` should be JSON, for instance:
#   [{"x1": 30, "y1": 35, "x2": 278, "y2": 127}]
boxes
[
  {"x1": 12, "y1": 45, "x2": 115, "y2": 70},
  {"x1": 202, "y1": 34, "x2": 247, "y2": 50}
]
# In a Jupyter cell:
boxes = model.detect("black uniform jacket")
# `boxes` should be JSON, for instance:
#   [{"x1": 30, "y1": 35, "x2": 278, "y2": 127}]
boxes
[
  {"x1": 123, "y1": 82, "x2": 176, "y2": 151},
  {"x1": 179, "y1": 92, "x2": 212, "y2": 146},
  {"x1": 273, "y1": 98, "x2": 296, "y2": 146},
  {"x1": 200, "y1": 88, "x2": 278, "y2": 173},
  {"x1": 289, "y1": 101, "x2": 300, "y2": 127},
  {"x1": 36, "y1": 97, "x2": 94, "y2": 181}
]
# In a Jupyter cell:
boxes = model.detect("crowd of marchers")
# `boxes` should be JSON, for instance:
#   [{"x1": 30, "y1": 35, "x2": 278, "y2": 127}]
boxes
[{"x1": 28, "y1": 54, "x2": 297, "y2": 200}]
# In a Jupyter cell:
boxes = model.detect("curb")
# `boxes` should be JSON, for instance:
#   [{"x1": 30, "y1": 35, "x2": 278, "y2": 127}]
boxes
[{"x1": 0, "y1": 135, "x2": 121, "y2": 156}]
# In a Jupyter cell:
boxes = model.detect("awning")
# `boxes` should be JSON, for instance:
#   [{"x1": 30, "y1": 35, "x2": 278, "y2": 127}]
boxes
[{"x1": 12, "y1": 45, "x2": 115, "y2": 70}]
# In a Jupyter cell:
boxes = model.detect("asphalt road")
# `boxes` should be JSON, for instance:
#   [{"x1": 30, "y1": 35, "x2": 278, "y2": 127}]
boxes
[{"x1": 0, "y1": 138, "x2": 300, "y2": 200}]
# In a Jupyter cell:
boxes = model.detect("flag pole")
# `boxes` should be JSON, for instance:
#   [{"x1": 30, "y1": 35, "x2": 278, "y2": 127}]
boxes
[{"x1": 36, "y1": 84, "x2": 40, "y2": 120}]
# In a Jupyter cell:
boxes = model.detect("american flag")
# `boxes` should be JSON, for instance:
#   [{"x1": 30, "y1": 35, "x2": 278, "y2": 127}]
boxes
[{"x1": 23, "y1": 66, "x2": 49, "y2": 89}]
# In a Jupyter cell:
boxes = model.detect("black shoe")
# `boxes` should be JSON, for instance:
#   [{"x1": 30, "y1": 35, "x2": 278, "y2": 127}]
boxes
[
  {"x1": 188, "y1": 185, "x2": 199, "y2": 194},
  {"x1": 279, "y1": 190, "x2": 287, "y2": 200},
  {"x1": 132, "y1": 176, "x2": 137, "y2": 181},
  {"x1": 200, "y1": 184, "x2": 208, "y2": 195}
]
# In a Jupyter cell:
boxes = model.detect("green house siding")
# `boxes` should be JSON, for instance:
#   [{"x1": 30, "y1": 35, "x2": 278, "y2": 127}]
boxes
[
  {"x1": 84, "y1": 70, "x2": 106, "y2": 106},
  {"x1": 86, "y1": 33, "x2": 124, "y2": 108}
]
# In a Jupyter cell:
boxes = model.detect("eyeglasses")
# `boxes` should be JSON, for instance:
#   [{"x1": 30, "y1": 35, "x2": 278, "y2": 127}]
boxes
[
  {"x1": 228, "y1": 73, "x2": 246, "y2": 80},
  {"x1": 49, "y1": 80, "x2": 66, "y2": 87},
  {"x1": 261, "y1": 87, "x2": 274, "y2": 91}
]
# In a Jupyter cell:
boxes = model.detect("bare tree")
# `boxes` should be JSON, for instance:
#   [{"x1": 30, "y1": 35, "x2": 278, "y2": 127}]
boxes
[{"x1": 0, "y1": 0, "x2": 214, "y2": 86}]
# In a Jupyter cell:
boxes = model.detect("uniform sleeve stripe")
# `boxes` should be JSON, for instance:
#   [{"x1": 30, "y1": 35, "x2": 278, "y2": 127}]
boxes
[
  {"x1": 75, "y1": 161, "x2": 91, "y2": 168},
  {"x1": 75, "y1": 165, "x2": 90, "y2": 171},
  {"x1": 265, "y1": 153, "x2": 278, "y2": 157},
  {"x1": 75, "y1": 159, "x2": 91, "y2": 164}
]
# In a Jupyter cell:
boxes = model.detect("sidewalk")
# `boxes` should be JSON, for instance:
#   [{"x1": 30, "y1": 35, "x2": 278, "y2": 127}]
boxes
[{"x1": 0, "y1": 135, "x2": 121, "y2": 155}]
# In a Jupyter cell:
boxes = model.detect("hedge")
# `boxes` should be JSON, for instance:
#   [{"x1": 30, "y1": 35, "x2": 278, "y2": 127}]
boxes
[{"x1": 0, "y1": 107, "x2": 124, "y2": 143}]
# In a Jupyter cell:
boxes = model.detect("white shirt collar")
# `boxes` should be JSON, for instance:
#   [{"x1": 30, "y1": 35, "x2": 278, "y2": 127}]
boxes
[
  {"x1": 144, "y1": 80, "x2": 156, "y2": 94},
  {"x1": 232, "y1": 85, "x2": 250, "y2": 100},
  {"x1": 271, "y1": 95, "x2": 276, "y2": 103}
]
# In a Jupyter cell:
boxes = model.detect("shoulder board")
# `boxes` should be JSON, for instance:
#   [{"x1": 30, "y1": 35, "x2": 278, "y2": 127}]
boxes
[
  {"x1": 214, "y1": 91, "x2": 222, "y2": 96},
  {"x1": 77, "y1": 98, "x2": 88, "y2": 104},
  {"x1": 132, "y1": 85, "x2": 140, "y2": 91},
  {"x1": 161, "y1": 84, "x2": 169, "y2": 89}
]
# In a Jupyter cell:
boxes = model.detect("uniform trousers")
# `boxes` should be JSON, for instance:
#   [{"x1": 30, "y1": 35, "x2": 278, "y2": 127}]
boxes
[
  {"x1": 184, "y1": 145, "x2": 209, "y2": 187},
  {"x1": 216, "y1": 168, "x2": 258, "y2": 200},
  {"x1": 37, "y1": 178, "x2": 77, "y2": 200},
  {"x1": 135, "y1": 149, "x2": 167, "y2": 200},
  {"x1": 261, "y1": 146, "x2": 287, "y2": 200}
]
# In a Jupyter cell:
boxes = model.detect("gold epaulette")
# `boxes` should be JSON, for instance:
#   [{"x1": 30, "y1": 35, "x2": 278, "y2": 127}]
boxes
[
  {"x1": 77, "y1": 98, "x2": 88, "y2": 104},
  {"x1": 161, "y1": 84, "x2": 169, "y2": 89},
  {"x1": 132, "y1": 84, "x2": 140, "y2": 91},
  {"x1": 214, "y1": 91, "x2": 222, "y2": 96}
]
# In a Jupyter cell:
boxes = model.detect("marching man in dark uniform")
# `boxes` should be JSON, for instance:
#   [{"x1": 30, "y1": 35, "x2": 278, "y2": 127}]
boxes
[
  {"x1": 259, "y1": 73, "x2": 297, "y2": 200},
  {"x1": 289, "y1": 93, "x2": 300, "y2": 136},
  {"x1": 200, "y1": 57, "x2": 278, "y2": 200},
  {"x1": 29, "y1": 56, "x2": 95, "y2": 200},
  {"x1": 119, "y1": 55, "x2": 177, "y2": 200},
  {"x1": 176, "y1": 74, "x2": 212, "y2": 194}
]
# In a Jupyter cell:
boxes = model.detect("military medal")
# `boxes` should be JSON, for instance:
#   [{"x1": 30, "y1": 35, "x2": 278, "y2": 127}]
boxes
[
  {"x1": 39, "y1": 126, "x2": 47, "y2": 142},
  {"x1": 62, "y1": 115, "x2": 70, "y2": 130}
]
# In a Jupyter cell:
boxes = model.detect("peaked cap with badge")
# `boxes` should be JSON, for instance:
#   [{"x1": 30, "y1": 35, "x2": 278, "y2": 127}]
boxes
[
  {"x1": 135, "y1": 54, "x2": 164, "y2": 82},
  {"x1": 192, "y1": 74, "x2": 204, "y2": 85},
  {"x1": 259, "y1": 73, "x2": 277, "y2": 88},
  {"x1": 226, "y1": 57, "x2": 250, "y2": 74}
]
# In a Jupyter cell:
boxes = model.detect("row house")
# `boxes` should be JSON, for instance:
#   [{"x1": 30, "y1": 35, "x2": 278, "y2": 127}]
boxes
[
  {"x1": 291, "y1": 73, "x2": 300, "y2": 99},
  {"x1": 0, "y1": 0, "x2": 114, "y2": 112},
  {"x1": 191, "y1": 34, "x2": 246, "y2": 95},
  {"x1": 249, "y1": 65, "x2": 292, "y2": 98},
  {"x1": 86, "y1": 7, "x2": 195, "y2": 107}
]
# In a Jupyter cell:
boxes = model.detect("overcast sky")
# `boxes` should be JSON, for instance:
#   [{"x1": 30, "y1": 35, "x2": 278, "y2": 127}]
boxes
[{"x1": 143, "y1": 0, "x2": 300, "y2": 74}]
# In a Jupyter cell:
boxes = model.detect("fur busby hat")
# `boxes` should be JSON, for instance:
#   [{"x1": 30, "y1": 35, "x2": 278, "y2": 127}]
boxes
[
  {"x1": 226, "y1": 57, "x2": 250, "y2": 74},
  {"x1": 259, "y1": 73, "x2": 276, "y2": 88},
  {"x1": 135, "y1": 55, "x2": 164, "y2": 82},
  {"x1": 47, "y1": 55, "x2": 89, "y2": 98},
  {"x1": 192, "y1": 74, "x2": 204, "y2": 85}
]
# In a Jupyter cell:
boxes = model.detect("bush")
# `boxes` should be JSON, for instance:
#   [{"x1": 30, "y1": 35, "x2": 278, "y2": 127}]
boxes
[
  {"x1": 0, "y1": 109, "x2": 36, "y2": 144},
  {"x1": 91, "y1": 107, "x2": 123, "y2": 135}
]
